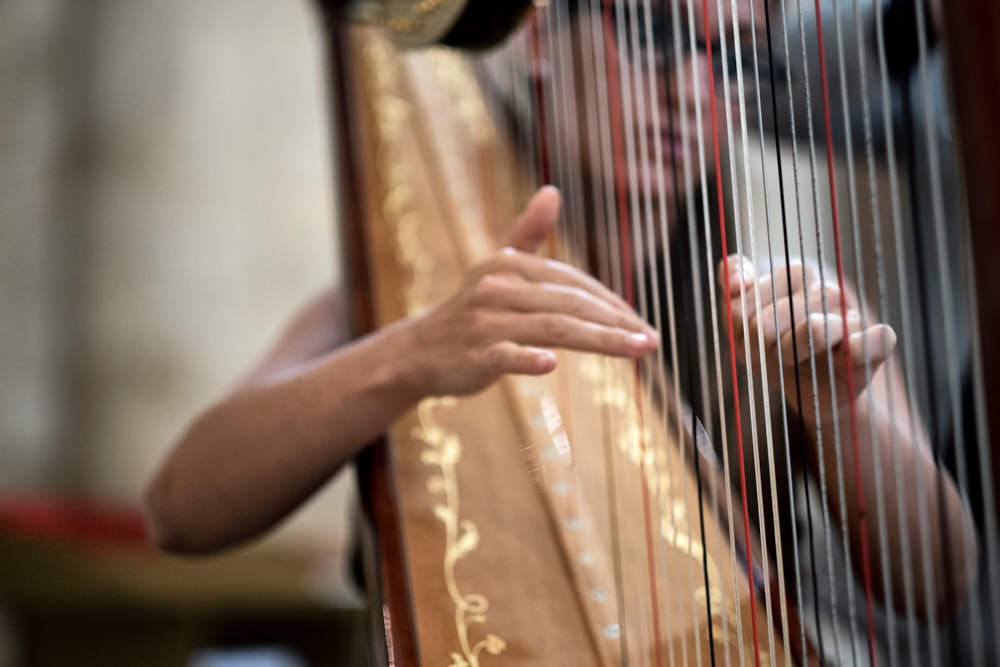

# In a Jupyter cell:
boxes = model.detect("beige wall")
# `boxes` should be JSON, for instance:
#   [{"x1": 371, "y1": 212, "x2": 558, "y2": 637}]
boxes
[{"x1": 0, "y1": 0, "x2": 354, "y2": 556}]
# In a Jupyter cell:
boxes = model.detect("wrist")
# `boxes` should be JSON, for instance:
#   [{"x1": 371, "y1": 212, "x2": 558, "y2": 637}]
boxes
[{"x1": 376, "y1": 316, "x2": 432, "y2": 405}]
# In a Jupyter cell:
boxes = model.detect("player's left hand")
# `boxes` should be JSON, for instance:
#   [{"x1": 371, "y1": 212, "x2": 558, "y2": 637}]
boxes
[{"x1": 717, "y1": 255, "x2": 897, "y2": 422}]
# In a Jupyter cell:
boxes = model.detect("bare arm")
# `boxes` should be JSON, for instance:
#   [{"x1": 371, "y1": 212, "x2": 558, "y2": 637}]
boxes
[{"x1": 144, "y1": 187, "x2": 658, "y2": 555}]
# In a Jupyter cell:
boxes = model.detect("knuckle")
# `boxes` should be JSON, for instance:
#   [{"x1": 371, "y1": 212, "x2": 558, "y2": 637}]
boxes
[
  {"x1": 565, "y1": 287, "x2": 594, "y2": 317},
  {"x1": 472, "y1": 273, "x2": 506, "y2": 302},
  {"x1": 465, "y1": 310, "x2": 494, "y2": 345},
  {"x1": 481, "y1": 253, "x2": 505, "y2": 276},
  {"x1": 484, "y1": 344, "x2": 507, "y2": 371},
  {"x1": 492, "y1": 248, "x2": 520, "y2": 271},
  {"x1": 541, "y1": 315, "x2": 570, "y2": 341}
]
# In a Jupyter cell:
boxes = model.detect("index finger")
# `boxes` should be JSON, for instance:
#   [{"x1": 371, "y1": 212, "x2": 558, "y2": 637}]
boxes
[{"x1": 491, "y1": 249, "x2": 649, "y2": 327}]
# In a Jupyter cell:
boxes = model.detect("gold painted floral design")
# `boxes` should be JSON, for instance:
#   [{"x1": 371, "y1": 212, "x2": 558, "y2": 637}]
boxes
[
  {"x1": 363, "y1": 33, "x2": 506, "y2": 666},
  {"x1": 412, "y1": 398, "x2": 507, "y2": 667}
]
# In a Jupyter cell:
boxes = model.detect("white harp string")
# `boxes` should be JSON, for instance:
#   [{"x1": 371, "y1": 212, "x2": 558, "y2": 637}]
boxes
[
  {"x1": 474, "y1": 4, "x2": 996, "y2": 667},
  {"x1": 632, "y1": 1, "x2": 694, "y2": 664},
  {"x1": 958, "y1": 160, "x2": 1000, "y2": 662},
  {"x1": 641, "y1": 4, "x2": 739, "y2": 665},
  {"x1": 677, "y1": 0, "x2": 747, "y2": 664},
  {"x1": 913, "y1": 1, "x2": 986, "y2": 664},
  {"x1": 724, "y1": 0, "x2": 800, "y2": 662},
  {"x1": 840, "y1": 0, "x2": 917, "y2": 663},
  {"x1": 710, "y1": 1, "x2": 781, "y2": 662},
  {"x1": 868, "y1": 0, "x2": 932, "y2": 660},
  {"x1": 754, "y1": 0, "x2": 816, "y2": 662},
  {"x1": 786, "y1": 1, "x2": 853, "y2": 662},
  {"x1": 773, "y1": 0, "x2": 830, "y2": 661},
  {"x1": 618, "y1": 3, "x2": 667, "y2": 661}
]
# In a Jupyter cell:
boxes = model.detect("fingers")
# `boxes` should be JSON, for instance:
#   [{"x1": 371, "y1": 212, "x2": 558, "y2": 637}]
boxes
[
  {"x1": 471, "y1": 275, "x2": 653, "y2": 336},
  {"x1": 484, "y1": 342, "x2": 558, "y2": 376},
  {"x1": 463, "y1": 244, "x2": 659, "y2": 363},
  {"x1": 717, "y1": 255, "x2": 756, "y2": 297},
  {"x1": 504, "y1": 186, "x2": 561, "y2": 253},
  {"x1": 480, "y1": 248, "x2": 636, "y2": 317},
  {"x1": 754, "y1": 259, "x2": 820, "y2": 309},
  {"x1": 719, "y1": 255, "x2": 821, "y2": 317},
  {"x1": 778, "y1": 315, "x2": 890, "y2": 366},
  {"x1": 493, "y1": 313, "x2": 658, "y2": 358},
  {"x1": 752, "y1": 284, "x2": 845, "y2": 343},
  {"x1": 779, "y1": 313, "x2": 846, "y2": 365},
  {"x1": 847, "y1": 324, "x2": 897, "y2": 369}
]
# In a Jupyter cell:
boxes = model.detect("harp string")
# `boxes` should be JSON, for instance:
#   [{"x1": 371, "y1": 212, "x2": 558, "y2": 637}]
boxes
[
  {"x1": 551, "y1": 6, "x2": 625, "y2": 663},
  {"x1": 668, "y1": 1, "x2": 750, "y2": 665},
  {"x1": 632, "y1": 1, "x2": 691, "y2": 663},
  {"x1": 716, "y1": 1, "x2": 797, "y2": 662},
  {"x1": 714, "y1": 0, "x2": 795, "y2": 661},
  {"x1": 898, "y1": 53, "x2": 950, "y2": 667},
  {"x1": 713, "y1": 11, "x2": 779, "y2": 662},
  {"x1": 738, "y1": 0, "x2": 814, "y2": 662},
  {"x1": 640, "y1": 2, "x2": 733, "y2": 666},
  {"x1": 482, "y1": 4, "x2": 1000, "y2": 666},
  {"x1": 814, "y1": 1, "x2": 884, "y2": 664},
  {"x1": 788, "y1": 1, "x2": 853, "y2": 663},
  {"x1": 772, "y1": 1, "x2": 831, "y2": 662},
  {"x1": 542, "y1": 2, "x2": 568, "y2": 265},
  {"x1": 841, "y1": 0, "x2": 907, "y2": 663},
  {"x1": 811, "y1": 8, "x2": 888, "y2": 661},
  {"x1": 951, "y1": 82, "x2": 1000, "y2": 662},
  {"x1": 567, "y1": 1, "x2": 641, "y2": 664},
  {"x1": 869, "y1": 0, "x2": 933, "y2": 660},
  {"x1": 912, "y1": 1, "x2": 986, "y2": 664},
  {"x1": 627, "y1": 1, "x2": 704, "y2": 663},
  {"x1": 578, "y1": 2, "x2": 613, "y2": 294},
  {"x1": 755, "y1": 0, "x2": 819, "y2": 662},
  {"x1": 552, "y1": 0, "x2": 586, "y2": 265},
  {"x1": 696, "y1": 0, "x2": 767, "y2": 664},
  {"x1": 958, "y1": 154, "x2": 1000, "y2": 662},
  {"x1": 585, "y1": 2, "x2": 635, "y2": 658},
  {"x1": 598, "y1": 2, "x2": 659, "y2": 659},
  {"x1": 587, "y1": 3, "x2": 655, "y2": 660},
  {"x1": 844, "y1": 0, "x2": 941, "y2": 662},
  {"x1": 612, "y1": 1, "x2": 668, "y2": 660}
]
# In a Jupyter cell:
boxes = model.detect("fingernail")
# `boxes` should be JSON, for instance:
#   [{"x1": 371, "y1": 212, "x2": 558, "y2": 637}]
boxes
[
  {"x1": 628, "y1": 332, "x2": 655, "y2": 349},
  {"x1": 728, "y1": 273, "x2": 748, "y2": 292},
  {"x1": 535, "y1": 350, "x2": 557, "y2": 368}
]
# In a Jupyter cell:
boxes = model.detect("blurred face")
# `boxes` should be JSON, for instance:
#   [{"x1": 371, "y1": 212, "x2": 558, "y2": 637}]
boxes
[{"x1": 524, "y1": 0, "x2": 765, "y2": 221}]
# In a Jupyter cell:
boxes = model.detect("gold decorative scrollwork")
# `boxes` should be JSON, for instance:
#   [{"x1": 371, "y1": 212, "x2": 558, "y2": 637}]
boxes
[
  {"x1": 412, "y1": 398, "x2": 507, "y2": 667},
  {"x1": 363, "y1": 33, "x2": 506, "y2": 666}
]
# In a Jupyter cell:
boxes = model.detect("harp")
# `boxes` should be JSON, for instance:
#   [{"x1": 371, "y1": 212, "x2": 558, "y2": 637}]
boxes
[{"x1": 318, "y1": 0, "x2": 1000, "y2": 665}]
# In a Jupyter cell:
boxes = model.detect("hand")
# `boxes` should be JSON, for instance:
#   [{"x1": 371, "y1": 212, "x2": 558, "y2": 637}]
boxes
[
  {"x1": 398, "y1": 187, "x2": 658, "y2": 398},
  {"x1": 717, "y1": 255, "x2": 896, "y2": 422}
]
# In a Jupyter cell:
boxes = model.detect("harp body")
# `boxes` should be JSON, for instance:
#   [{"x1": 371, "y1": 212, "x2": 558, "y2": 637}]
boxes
[{"x1": 321, "y1": 1, "x2": 1000, "y2": 665}]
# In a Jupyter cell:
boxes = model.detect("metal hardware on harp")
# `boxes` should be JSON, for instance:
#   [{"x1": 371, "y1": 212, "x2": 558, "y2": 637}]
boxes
[{"x1": 319, "y1": 0, "x2": 1000, "y2": 665}]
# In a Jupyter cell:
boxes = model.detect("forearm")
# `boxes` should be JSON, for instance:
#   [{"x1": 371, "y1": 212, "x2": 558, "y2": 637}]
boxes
[
  {"x1": 144, "y1": 319, "x2": 421, "y2": 555},
  {"x1": 144, "y1": 187, "x2": 657, "y2": 556},
  {"x1": 803, "y1": 375, "x2": 977, "y2": 620}
]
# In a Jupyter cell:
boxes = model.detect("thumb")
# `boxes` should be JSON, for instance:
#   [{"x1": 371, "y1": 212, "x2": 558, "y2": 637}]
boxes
[{"x1": 504, "y1": 186, "x2": 561, "y2": 253}]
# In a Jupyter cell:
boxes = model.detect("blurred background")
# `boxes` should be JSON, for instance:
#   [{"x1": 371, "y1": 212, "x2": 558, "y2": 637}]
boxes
[{"x1": 1, "y1": 1, "x2": 364, "y2": 665}]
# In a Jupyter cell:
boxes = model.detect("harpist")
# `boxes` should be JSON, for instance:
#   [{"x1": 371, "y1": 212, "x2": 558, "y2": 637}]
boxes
[{"x1": 145, "y1": 1, "x2": 987, "y2": 665}]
